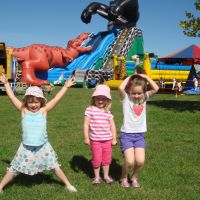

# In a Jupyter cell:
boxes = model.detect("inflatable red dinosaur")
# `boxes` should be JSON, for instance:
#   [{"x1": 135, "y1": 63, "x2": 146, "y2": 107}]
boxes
[{"x1": 12, "y1": 33, "x2": 92, "y2": 86}]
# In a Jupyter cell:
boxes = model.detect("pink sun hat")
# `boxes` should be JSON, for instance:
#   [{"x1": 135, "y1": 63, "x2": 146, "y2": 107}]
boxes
[
  {"x1": 24, "y1": 86, "x2": 46, "y2": 100},
  {"x1": 92, "y1": 84, "x2": 111, "y2": 100}
]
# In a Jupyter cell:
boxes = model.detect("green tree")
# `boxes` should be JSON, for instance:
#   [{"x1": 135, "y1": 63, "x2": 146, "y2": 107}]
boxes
[{"x1": 180, "y1": 0, "x2": 200, "y2": 37}]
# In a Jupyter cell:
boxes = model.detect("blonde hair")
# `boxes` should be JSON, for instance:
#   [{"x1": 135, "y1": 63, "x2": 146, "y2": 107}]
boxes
[
  {"x1": 23, "y1": 95, "x2": 46, "y2": 108},
  {"x1": 125, "y1": 76, "x2": 147, "y2": 94},
  {"x1": 91, "y1": 96, "x2": 112, "y2": 111}
]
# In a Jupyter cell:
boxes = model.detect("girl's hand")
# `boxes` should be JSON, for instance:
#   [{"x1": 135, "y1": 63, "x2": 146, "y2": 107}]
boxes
[
  {"x1": 0, "y1": 73, "x2": 8, "y2": 84},
  {"x1": 84, "y1": 138, "x2": 90, "y2": 146},
  {"x1": 112, "y1": 139, "x2": 117, "y2": 146},
  {"x1": 64, "y1": 77, "x2": 75, "y2": 88}
]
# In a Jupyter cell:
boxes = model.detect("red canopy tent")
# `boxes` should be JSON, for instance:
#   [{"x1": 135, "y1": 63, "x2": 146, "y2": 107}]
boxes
[{"x1": 158, "y1": 44, "x2": 200, "y2": 65}]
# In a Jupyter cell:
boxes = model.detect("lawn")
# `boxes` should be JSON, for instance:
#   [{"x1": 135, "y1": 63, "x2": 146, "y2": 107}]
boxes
[{"x1": 0, "y1": 87, "x2": 200, "y2": 200}]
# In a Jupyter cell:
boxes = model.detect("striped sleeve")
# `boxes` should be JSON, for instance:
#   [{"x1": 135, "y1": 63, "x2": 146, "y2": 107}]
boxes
[{"x1": 85, "y1": 107, "x2": 92, "y2": 118}]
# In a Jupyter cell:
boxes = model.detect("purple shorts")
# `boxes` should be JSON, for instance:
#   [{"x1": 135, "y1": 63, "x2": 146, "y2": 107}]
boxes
[{"x1": 120, "y1": 132, "x2": 145, "y2": 152}]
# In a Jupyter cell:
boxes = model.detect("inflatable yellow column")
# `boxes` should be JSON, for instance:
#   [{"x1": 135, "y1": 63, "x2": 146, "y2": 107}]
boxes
[
  {"x1": 6, "y1": 47, "x2": 13, "y2": 79},
  {"x1": 113, "y1": 54, "x2": 118, "y2": 80},
  {"x1": 0, "y1": 42, "x2": 6, "y2": 74},
  {"x1": 0, "y1": 65, "x2": 5, "y2": 73},
  {"x1": 143, "y1": 53, "x2": 151, "y2": 76},
  {"x1": 117, "y1": 56, "x2": 127, "y2": 80}
]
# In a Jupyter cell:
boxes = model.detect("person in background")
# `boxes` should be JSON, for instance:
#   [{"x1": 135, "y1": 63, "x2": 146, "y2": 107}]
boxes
[
  {"x1": 193, "y1": 77, "x2": 198, "y2": 91},
  {"x1": 172, "y1": 78, "x2": 176, "y2": 90}
]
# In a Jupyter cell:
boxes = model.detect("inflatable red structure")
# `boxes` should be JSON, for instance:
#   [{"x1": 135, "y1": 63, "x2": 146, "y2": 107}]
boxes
[{"x1": 12, "y1": 33, "x2": 92, "y2": 86}]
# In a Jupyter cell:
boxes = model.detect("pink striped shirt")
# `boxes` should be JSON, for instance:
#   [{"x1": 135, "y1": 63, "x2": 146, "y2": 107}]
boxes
[{"x1": 85, "y1": 106, "x2": 113, "y2": 141}]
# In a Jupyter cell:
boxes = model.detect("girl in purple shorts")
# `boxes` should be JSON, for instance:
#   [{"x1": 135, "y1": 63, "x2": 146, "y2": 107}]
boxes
[
  {"x1": 84, "y1": 84, "x2": 117, "y2": 185},
  {"x1": 118, "y1": 74, "x2": 159, "y2": 188}
]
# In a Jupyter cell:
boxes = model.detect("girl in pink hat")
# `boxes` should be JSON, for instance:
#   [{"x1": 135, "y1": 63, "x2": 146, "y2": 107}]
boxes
[
  {"x1": 84, "y1": 84, "x2": 117, "y2": 185},
  {"x1": 0, "y1": 73, "x2": 77, "y2": 193},
  {"x1": 118, "y1": 74, "x2": 159, "y2": 188}
]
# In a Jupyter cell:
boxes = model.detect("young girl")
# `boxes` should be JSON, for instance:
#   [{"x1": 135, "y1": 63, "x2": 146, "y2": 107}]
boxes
[
  {"x1": 0, "y1": 73, "x2": 77, "y2": 193},
  {"x1": 84, "y1": 84, "x2": 117, "y2": 185},
  {"x1": 118, "y1": 74, "x2": 159, "y2": 188}
]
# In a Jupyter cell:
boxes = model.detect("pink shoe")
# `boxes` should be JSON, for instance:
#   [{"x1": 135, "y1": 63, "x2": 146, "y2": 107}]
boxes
[
  {"x1": 104, "y1": 176, "x2": 113, "y2": 184},
  {"x1": 92, "y1": 177, "x2": 101, "y2": 185},
  {"x1": 121, "y1": 178, "x2": 130, "y2": 188},
  {"x1": 131, "y1": 178, "x2": 140, "y2": 188}
]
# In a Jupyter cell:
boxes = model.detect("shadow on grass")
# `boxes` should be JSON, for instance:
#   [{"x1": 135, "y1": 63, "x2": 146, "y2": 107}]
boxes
[
  {"x1": 0, "y1": 159, "x2": 11, "y2": 164},
  {"x1": 70, "y1": 155, "x2": 122, "y2": 181},
  {"x1": 70, "y1": 155, "x2": 93, "y2": 178},
  {"x1": 149, "y1": 100, "x2": 200, "y2": 112},
  {"x1": 110, "y1": 158, "x2": 122, "y2": 181},
  {"x1": 7, "y1": 173, "x2": 62, "y2": 189}
]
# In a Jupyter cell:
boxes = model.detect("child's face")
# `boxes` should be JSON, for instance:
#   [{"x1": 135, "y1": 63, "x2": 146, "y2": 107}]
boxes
[
  {"x1": 94, "y1": 95, "x2": 109, "y2": 109},
  {"x1": 129, "y1": 85, "x2": 145, "y2": 103},
  {"x1": 27, "y1": 98, "x2": 41, "y2": 113}
]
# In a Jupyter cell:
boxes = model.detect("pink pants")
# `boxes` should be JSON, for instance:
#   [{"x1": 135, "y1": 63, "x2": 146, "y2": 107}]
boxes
[{"x1": 90, "y1": 140, "x2": 112, "y2": 168}]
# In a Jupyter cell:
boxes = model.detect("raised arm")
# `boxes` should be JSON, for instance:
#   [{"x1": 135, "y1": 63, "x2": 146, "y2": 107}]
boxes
[
  {"x1": 0, "y1": 73, "x2": 22, "y2": 110},
  {"x1": 45, "y1": 77, "x2": 75, "y2": 112},
  {"x1": 118, "y1": 76, "x2": 131, "y2": 100},
  {"x1": 139, "y1": 74, "x2": 159, "y2": 97}
]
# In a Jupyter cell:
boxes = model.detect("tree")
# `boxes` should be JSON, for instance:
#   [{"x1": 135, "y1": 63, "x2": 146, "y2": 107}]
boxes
[{"x1": 180, "y1": 0, "x2": 200, "y2": 37}]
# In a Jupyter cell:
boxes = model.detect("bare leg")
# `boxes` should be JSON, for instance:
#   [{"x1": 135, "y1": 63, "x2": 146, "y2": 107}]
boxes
[
  {"x1": 102, "y1": 165, "x2": 109, "y2": 179},
  {"x1": 93, "y1": 167, "x2": 100, "y2": 179},
  {"x1": 121, "y1": 148, "x2": 135, "y2": 179},
  {"x1": 92, "y1": 167, "x2": 101, "y2": 184},
  {"x1": 130, "y1": 148, "x2": 145, "y2": 188},
  {"x1": 0, "y1": 171, "x2": 15, "y2": 192},
  {"x1": 131, "y1": 148, "x2": 145, "y2": 179},
  {"x1": 55, "y1": 167, "x2": 77, "y2": 192},
  {"x1": 102, "y1": 165, "x2": 113, "y2": 184}
]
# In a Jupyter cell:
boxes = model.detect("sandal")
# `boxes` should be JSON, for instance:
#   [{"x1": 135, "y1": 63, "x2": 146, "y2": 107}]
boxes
[
  {"x1": 131, "y1": 178, "x2": 140, "y2": 188},
  {"x1": 92, "y1": 177, "x2": 101, "y2": 185},
  {"x1": 121, "y1": 178, "x2": 130, "y2": 188},
  {"x1": 104, "y1": 176, "x2": 113, "y2": 184}
]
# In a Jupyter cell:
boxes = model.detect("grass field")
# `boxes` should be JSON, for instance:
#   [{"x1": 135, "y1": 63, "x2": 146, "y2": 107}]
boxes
[{"x1": 0, "y1": 87, "x2": 200, "y2": 200}]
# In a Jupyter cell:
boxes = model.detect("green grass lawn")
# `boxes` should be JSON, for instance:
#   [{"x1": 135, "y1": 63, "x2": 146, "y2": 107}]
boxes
[{"x1": 0, "y1": 87, "x2": 200, "y2": 200}]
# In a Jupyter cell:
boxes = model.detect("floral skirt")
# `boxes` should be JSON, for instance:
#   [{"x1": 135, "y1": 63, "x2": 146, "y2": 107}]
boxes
[{"x1": 8, "y1": 142, "x2": 60, "y2": 175}]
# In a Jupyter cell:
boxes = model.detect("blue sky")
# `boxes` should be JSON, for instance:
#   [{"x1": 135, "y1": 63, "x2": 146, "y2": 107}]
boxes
[{"x1": 1, "y1": 0, "x2": 199, "y2": 57}]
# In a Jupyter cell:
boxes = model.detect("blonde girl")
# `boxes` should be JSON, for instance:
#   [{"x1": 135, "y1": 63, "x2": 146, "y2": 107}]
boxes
[
  {"x1": 0, "y1": 73, "x2": 77, "y2": 193},
  {"x1": 118, "y1": 74, "x2": 159, "y2": 188},
  {"x1": 84, "y1": 84, "x2": 117, "y2": 185}
]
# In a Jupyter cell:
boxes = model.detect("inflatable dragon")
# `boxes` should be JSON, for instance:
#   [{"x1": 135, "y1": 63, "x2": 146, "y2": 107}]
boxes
[
  {"x1": 12, "y1": 33, "x2": 92, "y2": 86},
  {"x1": 81, "y1": 0, "x2": 139, "y2": 30}
]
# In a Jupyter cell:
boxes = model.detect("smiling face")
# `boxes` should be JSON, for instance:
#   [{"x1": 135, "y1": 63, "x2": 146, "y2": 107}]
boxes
[
  {"x1": 24, "y1": 96, "x2": 45, "y2": 113},
  {"x1": 93, "y1": 95, "x2": 109, "y2": 109},
  {"x1": 129, "y1": 85, "x2": 145, "y2": 104},
  {"x1": 27, "y1": 98, "x2": 41, "y2": 113},
  {"x1": 127, "y1": 77, "x2": 147, "y2": 104}
]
